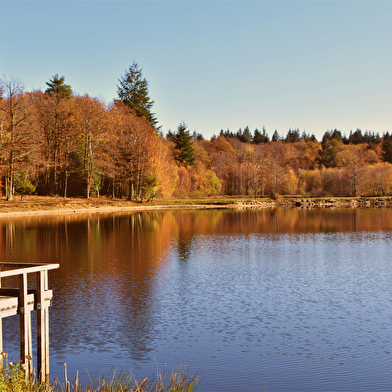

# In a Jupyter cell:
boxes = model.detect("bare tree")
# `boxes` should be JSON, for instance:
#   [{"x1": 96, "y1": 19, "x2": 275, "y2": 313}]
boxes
[{"x1": 0, "y1": 78, "x2": 37, "y2": 200}]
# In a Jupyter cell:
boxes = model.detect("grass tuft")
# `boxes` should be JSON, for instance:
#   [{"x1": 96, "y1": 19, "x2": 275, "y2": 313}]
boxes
[{"x1": 0, "y1": 354, "x2": 200, "y2": 392}]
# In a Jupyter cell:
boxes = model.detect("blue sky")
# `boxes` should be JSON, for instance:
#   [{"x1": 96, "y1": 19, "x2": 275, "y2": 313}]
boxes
[{"x1": 1, "y1": 1, "x2": 392, "y2": 141}]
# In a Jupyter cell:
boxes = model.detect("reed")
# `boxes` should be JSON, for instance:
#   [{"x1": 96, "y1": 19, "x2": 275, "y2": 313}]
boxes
[{"x1": 0, "y1": 355, "x2": 200, "y2": 392}]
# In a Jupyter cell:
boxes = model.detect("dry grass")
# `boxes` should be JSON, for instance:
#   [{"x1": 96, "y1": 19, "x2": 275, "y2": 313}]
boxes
[
  {"x1": 0, "y1": 195, "x2": 273, "y2": 215},
  {"x1": 0, "y1": 356, "x2": 200, "y2": 392}
]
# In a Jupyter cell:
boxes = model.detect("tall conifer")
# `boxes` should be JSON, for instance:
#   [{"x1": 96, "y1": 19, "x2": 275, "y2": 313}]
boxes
[
  {"x1": 117, "y1": 62, "x2": 158, "y2": 129},
  {"x1": 172, "y1": 122, "x2": 195, "y2": 167}
]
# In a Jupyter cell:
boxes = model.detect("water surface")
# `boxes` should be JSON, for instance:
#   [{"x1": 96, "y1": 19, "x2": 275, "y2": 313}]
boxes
[{"x1": 1, "y1": 208, "x2": 392, "y2": 391}]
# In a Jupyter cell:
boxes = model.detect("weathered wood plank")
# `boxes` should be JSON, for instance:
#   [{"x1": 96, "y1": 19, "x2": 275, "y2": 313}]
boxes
[
  {"x1": 19, "y1": 273, "x2": 33, "y2": 379},
  {"x1": 0, "y1": 263, "x2": 58, "y2": 380},
  {"x1": 0, "y1": 296, "x2": 18, "y2": 318},
  {"x1": 37, "y1": 270, "x2": 47, "y2": 382},
  {"x1": 44, "y1": 271, "x2": 50, "y2": 380},
  {"x1": 0, "y1": 264, "x2": 2, "y2": 371},
  {"x1": 0, "y1": 263, "x2": 59, "y2": 278}
]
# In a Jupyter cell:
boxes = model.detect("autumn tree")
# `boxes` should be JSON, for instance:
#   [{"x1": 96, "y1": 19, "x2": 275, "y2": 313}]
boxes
[
  {"x1": 111, "y1": 101, "x2": 159, "y2": 200},
  {"x1": 362, "y1": 163, "x2": 392, "y2": 196},
  {"x1": 256, "y1": 142, "x2": 288, "y2": 198},
  {"x1": 32, "y1": 74, "x2": 74, "y2": 196},
  {"x1": 207, "y1": 135, "x2": 238, "y2": 194},
  {"x1": 298, "y1": 169, "x2": 322, "y2": 195},
  {"x1": 288, "y1": 140, "x2": 321, "y2": 171},
  {"x1": 0, "y1": 79, "x2": 41, "y2": 200},
  {"x1": 152, "y1": 137, "x2": 177, "y2": 198},
  {"x1": 320, "y1": 167, "x2": 348, "y2": 196},
  {"x1": 227, "y1": 138, "x2": 260, "y2": 195},
  {"x1": 336, "y1": 144, "x2": 379, "y2": 196},
  {"x1": 196, "y1": 141, "x2": 212, "y2": 168},
  {"x1": 117, "y1": 62, "x2": 158, "y2": 129},
  {"x1": 74, "y1": 95, "x2": 110, "y2": 198}
]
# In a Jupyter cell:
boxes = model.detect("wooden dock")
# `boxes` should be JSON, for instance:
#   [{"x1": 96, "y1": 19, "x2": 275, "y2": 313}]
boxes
[{"x1": 0, "y1": 262, "x2": 59, "y2": 382}]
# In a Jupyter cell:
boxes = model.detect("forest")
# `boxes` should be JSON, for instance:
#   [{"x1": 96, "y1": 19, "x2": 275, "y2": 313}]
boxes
[{"x1": 2, "y1": 62, "x2": 392, "y2": 201}]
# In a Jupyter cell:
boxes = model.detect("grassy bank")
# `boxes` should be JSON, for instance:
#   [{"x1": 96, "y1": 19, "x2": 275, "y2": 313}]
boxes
[
  {"x1": 0, "y1": 195, "x2": 273, "y2": 215},
  {"x1": 0, "y1": 359, "x2": 200, "y2": 392},
  {"x1": 0, "y1": 195, "x2": 391, "y2": 216}
]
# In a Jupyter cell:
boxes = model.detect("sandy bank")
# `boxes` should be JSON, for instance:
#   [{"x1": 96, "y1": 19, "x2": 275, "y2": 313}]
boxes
[
  {"x1": 0, "y1": 196, "x2": 389, "y2": 218},
  {"x1": 0, "y1": 201, "x2": 273, "y2": 218}
]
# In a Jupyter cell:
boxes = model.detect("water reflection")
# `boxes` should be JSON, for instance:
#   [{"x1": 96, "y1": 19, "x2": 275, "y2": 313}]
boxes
[{"x1": 0, "y1": 208, "x2": 392, "y2": 391}]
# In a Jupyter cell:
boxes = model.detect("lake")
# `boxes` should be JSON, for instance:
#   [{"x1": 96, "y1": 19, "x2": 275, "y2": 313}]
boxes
[{"x1": 1, "y1": 207, "x2": 392, "y2": 391}]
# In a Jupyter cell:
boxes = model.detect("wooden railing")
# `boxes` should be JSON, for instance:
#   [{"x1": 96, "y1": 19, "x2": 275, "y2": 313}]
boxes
[{"x1": 0, "y1": 262, "x2": 59, "y2": 382}]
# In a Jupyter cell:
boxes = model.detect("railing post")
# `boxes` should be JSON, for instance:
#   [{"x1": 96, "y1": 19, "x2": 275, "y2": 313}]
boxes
[
  {"x1": 37, "y1": 270, "x2": 50, "y2": 383},
  {"x1": 0, "y1": 265, "x2": 2, "y2": 371},
  {"x1": 19, "y1": 272, "x2": 32, "y2": 379},
  {"x1": 0, "y1": 263, "x2": 58, "y2": 381}
]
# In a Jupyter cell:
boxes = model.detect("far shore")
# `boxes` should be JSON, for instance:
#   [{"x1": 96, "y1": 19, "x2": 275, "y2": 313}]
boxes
[
  {"x1": 0, "y1": 202, "x2": 245, "y2": 218},
  {"x1": 0, "y1": 195, "x2": 390, "y2": 218}
]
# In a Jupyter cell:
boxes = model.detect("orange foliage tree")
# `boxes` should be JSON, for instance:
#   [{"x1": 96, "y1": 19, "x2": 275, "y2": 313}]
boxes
[
  {"x1": 0, "y1": 79, "x2": 42, "y2": 200},
  {"x1": 335, "y1": 144, "x2": 379, "y2": 196},
  {"x1": 110, "y1": 101, "x2": 160, "y2": 201},
  {"x1": 31, "y1": 75, "x2": 74, "y2": 196},
  {"x1": 74, "y1": 95, "x2": 110, "y2": 198}
]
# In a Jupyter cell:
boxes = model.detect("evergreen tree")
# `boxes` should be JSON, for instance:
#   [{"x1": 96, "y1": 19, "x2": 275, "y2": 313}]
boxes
[
  {"x1": 240, "y1": 126, "x2": 252, "y2": 143},
  {"x1": 348, "y1": 129, "x2": 364, "y2": 145},
  {"x1": 166, "y1": 129, "x2": 174, "y2": 141},
  {"x1": 192, "y1": 130, "x2": 204, "y2": 140},
  {"x1": 382, "y1": 132, "x2": 392, "y2": 163},
  {"x1": 253, "y1": 127, "x2": 269, "y2": 144},
  {"x1": 45, "y1": 74, "x2": 73, "y2": 98},
  {"x1": 331, "y1": 129, "x2": 343, "y2": 142},
  {"x1": 272, "y1": 130, "x2": 280, "y2": 142},
  {"x1": 220, "y1": 129, "x2": 235, "y2": 139},
  {"x1": 15, "y1": 171, "x2": 36, "y2": 200},
  {"x1": 117, "y1": 62, "x2": 158, "y2": 128},
  {"x1": 363, "y1": 130, "x2": 380, "y2": 149},
  {"x1": 317, "y1": 130, "x2": 342, "y2": 168},
  {"x1": 172, "y1": 122, "x2": 195, "y2": 167},
  {"x1": 300, "y1": 131, "x2": 317, "y2": 142},
  {"x1": 285, "y1": 128, "x2": 300, "y2": 143}
]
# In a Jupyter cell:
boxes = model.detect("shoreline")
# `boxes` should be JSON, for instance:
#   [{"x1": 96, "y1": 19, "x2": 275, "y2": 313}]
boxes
[
  {"x1": 0, "y1": 202, "x2": 276, "y2": 218},
  {"x1": 0, "y1": 203, "x2": 236, "y2": 218},
  {"x1": 0, "y1": 196, "x2": 390, "y2": 218}
]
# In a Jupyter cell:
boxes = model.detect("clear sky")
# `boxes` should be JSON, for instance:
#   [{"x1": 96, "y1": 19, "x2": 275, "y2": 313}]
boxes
[{"x1": 1, "y1": 1, "x2": 392, "y2": 141}]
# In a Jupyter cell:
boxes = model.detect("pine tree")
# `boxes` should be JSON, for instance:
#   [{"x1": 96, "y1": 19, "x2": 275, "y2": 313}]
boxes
[
  {"x1": 117, "y1": 62, "x2": 158, "y2": 129},
  {"x1": 253, "y1": 127, "x2": 269, "y2": 144},
  {"x1": 382, "y1": 132, "x2": 392, "y2": 163},
  {"x1": 45, "y1": 74, "x2": 72, "y2": 98},
  {"x1": 240, "y1": 126, "x2": 252, "y2": 143},
  {"x1": 285, "y1": 128, "x2": 300, "y2": 143},
  {"x1": 318, "y1": 130, "x2": 343, "y2": 168},
  {"x1": 172, "y1": 122, "x2": 195, "y2": 167},
  {"x1": 348, "y1": 129, "x2": 364, "y2": 145},
  {"x1": 272, "y1": 130, "x2": 280, "y2": 142}
]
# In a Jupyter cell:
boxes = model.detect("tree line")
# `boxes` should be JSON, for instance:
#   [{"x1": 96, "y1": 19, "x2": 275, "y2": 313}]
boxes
[{"x1": 2, "y1": 63, "x2": 392, "y2": 201}]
